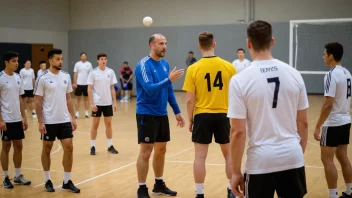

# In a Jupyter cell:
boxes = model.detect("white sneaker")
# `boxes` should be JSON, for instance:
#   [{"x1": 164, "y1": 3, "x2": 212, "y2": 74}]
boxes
[
  {"x1": 85, "y1": 111, "x2": 89, "y2": 118},
  {"x1": 75, "y1": 112, "x2": 79, "y2": 118},
  {"x1": 32, "y1": 114, "x2": 37, "y2": 119}
]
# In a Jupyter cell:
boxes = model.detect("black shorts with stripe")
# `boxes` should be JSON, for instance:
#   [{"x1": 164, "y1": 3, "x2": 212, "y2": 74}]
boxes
[
  {"x1": 1, "y1": 121, "x2": 24, "y2": 141},
  {"x1": 320, "y1": 123, "x2": 351, "y2": 147},
  {"x1": 41, "y1": 122, "x2": 73, "y2": 141},
  {"x1": 244, "y1": 167, "x2": 307, "y2": 198}
]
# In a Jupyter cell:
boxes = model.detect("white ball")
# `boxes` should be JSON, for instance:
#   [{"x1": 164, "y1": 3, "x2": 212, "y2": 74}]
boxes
[{"x1": 143, "y1": 16, "x2": 153, "y2": 26}]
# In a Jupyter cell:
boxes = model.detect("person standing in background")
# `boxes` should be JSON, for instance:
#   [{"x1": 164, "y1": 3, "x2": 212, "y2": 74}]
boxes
[
  {"x1": 19, "y1": 60, "x2": 36, "y2": 118},
  {"x1": 186, "y1": 51, "x2": 197, "y2": 67},
  {"x1": 120, "y1": 61, "x2": 133, "y2": 102}
]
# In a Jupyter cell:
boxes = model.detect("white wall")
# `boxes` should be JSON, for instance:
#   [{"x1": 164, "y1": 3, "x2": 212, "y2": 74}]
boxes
[
  {"x1": 0, "y1": 0, "x2": 69, "y2": 70},
  {"x1": 254, "y1": 0, "x2": 352, "y2": 22},
  {"x1": 69, "y1": 0, "x2": 246, "y2": 30}
]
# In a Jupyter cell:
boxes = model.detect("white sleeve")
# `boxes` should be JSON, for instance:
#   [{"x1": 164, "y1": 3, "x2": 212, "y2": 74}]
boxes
[
  {"x1": 31, "y1": 69, "x2": 35, "y2": 79},
  {"x1": 87, "y1": 71, "x2": 94, "y2": 85},
  {"x1": 111, "y1": 70, "x2": 118, "y2": 85},
  {"x1": 324, "y1": 73, "x2": 337, "y2": 97},
  {"x1": 34, "y1": 77, "x2": 44, "y2": 96},
  {"x1": 227, "y1": 78, "x2": 247, "y2": 119},
  {"x1": 73, "y1": 63, "x2": 78, "y2": 72},
  {"x1": 66, "y1": 75, "x2": 73, "y2": 93},
  {"x1": 19, "y1": 78, "x2": 25, "y2": 95},
  {"x1": 19, "y1": 69, "x2": 24, "y2": 78}
]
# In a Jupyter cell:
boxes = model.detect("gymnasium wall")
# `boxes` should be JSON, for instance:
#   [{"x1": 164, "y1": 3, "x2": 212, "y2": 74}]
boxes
[
  {"x1": 0, "y1": 0, "x2": 70, "y2": 70},
  {"x1": 68, "y1": 0, "x2": 352, "y2": 94}
]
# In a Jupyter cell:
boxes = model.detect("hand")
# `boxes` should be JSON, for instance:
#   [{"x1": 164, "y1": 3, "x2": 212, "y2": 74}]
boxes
[
  {"x1": 0, "y1": 120, "x2": 6, "y2": 131},
  {"x1": 91, "y1": 104, "x2": 98, "y2": 112},
  {"x1": 73, "y1": 83, "x2": 77, "y2": 89},
  {"x1": 169, "y1": 67, "x2": 184, "y2": 82},
  {"x1": 231, "y1": 172, "x2": 245, "y2": 197},
  {"x1": 22, "y1": 119, "x2": 28, "y2": 131},
  {"x1": 113, "y1": 102, "x2": 117, "y2": 112},
  {"x1": 71, "y1": 118, "x2": 77, "y2": 131},
  {"x1": 314, "y1": 127, "x2": 321, "y2": 141},
  {"x1": 188, "y1": 120, "x2": 193, "y2": 132},
  {"x1": 175, "y1": 114, "x2": 185, "y2": 128},
  {"x1": 39, "y1": 122, "x2": 47, "y2": 134}
]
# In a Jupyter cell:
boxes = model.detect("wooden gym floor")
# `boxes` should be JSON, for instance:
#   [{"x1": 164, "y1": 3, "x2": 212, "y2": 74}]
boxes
[{"x1": 0, "y1": 93, "x2": 350, "y2": 198}]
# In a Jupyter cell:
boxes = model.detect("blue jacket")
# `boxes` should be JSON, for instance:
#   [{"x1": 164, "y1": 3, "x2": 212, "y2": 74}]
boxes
[{"x1": 135, "y1": 55, "x2": 181, "y2": 116}]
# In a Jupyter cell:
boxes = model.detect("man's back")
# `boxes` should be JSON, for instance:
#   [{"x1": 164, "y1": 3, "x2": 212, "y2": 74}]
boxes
[
  {"x1": 228, "y1": 59, "x2": 309, "y2": 174},
  {"x1": 183, "y1": 56, "x2": 236, "y2": 115},
  {"x1": 323, "y1": 65, "x2": 352, "y2": 127}
]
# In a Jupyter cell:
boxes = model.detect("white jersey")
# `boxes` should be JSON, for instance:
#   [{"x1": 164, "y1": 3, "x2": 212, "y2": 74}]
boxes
[
  {"x1": 323, "y1": 65, "x2": 352, "y2": 126},
  {"x1": 74, "y1": 61, "x2": 93, "y2": 85},
  {"x1": 19, "y1": 68, "x2": 35, "y2": 90},
  {"x1": 34, "y1": 70, "x2": 73, "y2": 124},
  {"x1": 0, "y1": 71, "x2": 24, "y2": 123},
  {"x1": 87, "y1": 67, "x2": 117, "y2": 106},
  {"x1": 232, "y1": 59, "x2": 251, "y2": 73},
  {"x1": 227, "y1": 59, "x2": 309, "y2": 175},
  {"x1": 37, "y1": 69, "x2": 46, "y2": 78}
]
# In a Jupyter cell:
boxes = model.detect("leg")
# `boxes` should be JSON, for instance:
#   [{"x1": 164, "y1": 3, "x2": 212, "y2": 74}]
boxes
[
  {"x1": 84, "y1": 96, "x2": 89, "y2": 117},
  {"x1": 321, "y1": 146, "x2": 339, "y2": 196},
  {"x1": 137, "y1": 143, "x2": 154, "y2": 184},
  {"x1": 12, "y1": 140, "x2": 31, "y2": 185},
  {"x1": 22, "y1": 97, "x2": 28, "y2": 113},
  {"x1": 220, "y1": 143, "x2": 233, "y2": 194},
  {"x1": 90, "y1": 117, "x2": 100, "y2": 155},
  {"x1": 29, "y1": 97, "x2": 36, "y2": 117},
  {"x1": 194, "y1": 143, "x2": 209, "y2": 183},
  {"x1": 1, "y1": 140, "x2": 12, "y2": 188},
  {"x1": 336, "y1": 145, "x2": 352, "y2": 196},
  {"x1": 104, "y1": 116, "x2": 118, "y2": 153},
  {"x1": 75, "y1": 96, "x2": 81, "y2": 118},
  {"x1": 42, "y1": 141, "x2": 54, "y2": 172},
  {"x1": 153, "y1": 142, "x2": 167, "y2": 178}
]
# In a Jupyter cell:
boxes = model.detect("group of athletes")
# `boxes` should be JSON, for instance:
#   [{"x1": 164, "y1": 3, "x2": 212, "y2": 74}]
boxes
[{"x1": 1, "y1": 19, "x2": 352, "y2": 198}]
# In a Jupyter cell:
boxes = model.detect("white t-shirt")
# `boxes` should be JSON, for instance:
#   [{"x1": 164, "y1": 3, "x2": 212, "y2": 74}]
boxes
[
  {"x1": 0, "y1": 71, "x2": 24, "y2": 123},
  {"x1": 37, "y1": 69, "x2": 46, "y2": 78},
  {"x1": 227, "y1": 59, "x2": 309, "y2": 175},
  {"x1": 323, "y1": 65, "x2": 352, "y2": 126},
  {"x1": 74, "y1": 61, "x2": 93, "y2": 85},
  {"x1": 232, "y1": 59, "x2": 251, "y2": 73},
  {"x1": 19, "y1": 68, "x2": 35, "y2": 90},
  {"x1": 87, "y1": 67, "x2": 117, "y2": 106},
  {"x1": 34, "y1": 70, "x2": 73, "y2": 124}
]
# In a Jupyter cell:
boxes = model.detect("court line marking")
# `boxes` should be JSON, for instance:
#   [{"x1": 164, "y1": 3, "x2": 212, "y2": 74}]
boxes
[
  {"x1": 49, "y1": 147, "x2": 193, "y2": 189},
  {"x1": 23, "y1": 142, "x2": 61, "y2": 162},
  {"x1": 22, "y1": 167, "x2": 62, "y2": 172}
]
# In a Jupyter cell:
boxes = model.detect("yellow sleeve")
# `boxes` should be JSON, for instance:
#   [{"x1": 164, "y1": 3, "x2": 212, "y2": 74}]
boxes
[
  {"x1": 228, "y1": 63, "x2": 237, "y2": 76},
  {"x1": 182, "y1": 66, "x2": 195, "y2": 92}
]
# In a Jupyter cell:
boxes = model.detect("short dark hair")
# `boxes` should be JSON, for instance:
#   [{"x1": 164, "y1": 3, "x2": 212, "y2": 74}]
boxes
[
  {"x1": 123, "y1": 61, "x2": 128, "y2": 64},
  {"x1": 48, "y1": 48, "x2": 62, "y2": 59},
  {"x1": 80, "y1": 52, "x2": 87, "y2": 56},
  {"x1": 237, "y1": 48, "x2": 245, "y2": 53},
  {"x1": 247, "y1": 20, "x2": 272, "y2": 51},
  {"x1": 189, "y1": 51, "x2": 194, "y2": 54},
  {"x1": 3, "y1": 51, "x2": 18, "y2": 62},
  {"x1": 149, "y1": 35, "x2": 156, "y2": 45},
  {"x1": 24, "y1": 59, "x2": 31, "y2": 64},
  {"x1": 97, "y1": 53, "x2": 107, "y2": 60},
  {"x1": 325, "y1": 42, "x2": 344, "y2": 62},
  {"x1": 39, "y1": 60, "x2": 46, "y2": 65},
  {"x1": 198, "y1": 31, "x2": 214, "y2": 50}
]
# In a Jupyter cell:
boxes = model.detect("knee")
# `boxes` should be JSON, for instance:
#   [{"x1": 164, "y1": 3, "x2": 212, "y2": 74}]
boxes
[
  {"x1": 105, "y1": 121, "x2": 112, "y2": 128},
  {"x1": 1, "y1": 143, "x2": 11, "y2": 153},
  {"x1": 321, "y1": 155, "x2": 334, "y2": 165},
  {"x1": 63, "y1": 144, "x2": 73, "y2": 153},
  {"x1": 13, "y1": 141, "x2": 23, "y2": 151},
  {"x1": 155, "y1": 146, "x2": 167, "y2": 156},
  {"x1": 42, "y1": 145, "x2": 53, "y2": 155},
  {"x1": 141, "y1": 149, "x2": 153, "y2": 161}
]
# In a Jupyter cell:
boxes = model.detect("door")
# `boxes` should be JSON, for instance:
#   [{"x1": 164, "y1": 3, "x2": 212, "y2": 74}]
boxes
[
  {"x1": 0, "y1": 42, "x2": 32, "y2": 73},
  {"x1": 31, "y1": 44, "x2": 53, "y2": 78}
]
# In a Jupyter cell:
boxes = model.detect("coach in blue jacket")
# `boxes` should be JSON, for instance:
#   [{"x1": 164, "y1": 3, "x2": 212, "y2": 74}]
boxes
[{"x1": 134, "y1": 34, "x2": 185, "y2": 198}]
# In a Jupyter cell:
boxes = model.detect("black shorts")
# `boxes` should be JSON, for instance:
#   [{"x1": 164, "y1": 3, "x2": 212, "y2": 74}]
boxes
[
  {"x1": 320, "y1": 123, "x2": 351, "y2": 147},
  {"x1": 192, "y1": 113, "x2": 230, "y2": 144},
  {"x1": 41, "y1": 122, "x2": 73, "y2": 141},
  {"x1": 75, "y1": 85, "x2": 88, "y2": 96},
  {"x1": 0, "y1": 122, "x2": 24, "y2": 141},
  {"x1": 120, "y1": 79, "x2": 133, "y2": 90},
  {"x1": 92, "y1": 105, "x2": 113, "y2": 117},
  {"x1": 136, "y1": 114, "x2": 170, "y2": 144},
  {"x1": 21, "y1": 90, "x2": 34, "y2": 98},
  {"x1": 244, "y1": 167, "x2": 307, "y2": 198}
]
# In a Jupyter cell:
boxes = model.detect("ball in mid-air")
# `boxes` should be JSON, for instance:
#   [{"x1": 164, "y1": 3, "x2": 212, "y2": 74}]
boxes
[{"x1": 143, "y1": 16, "x2": 153, "y2": 26}]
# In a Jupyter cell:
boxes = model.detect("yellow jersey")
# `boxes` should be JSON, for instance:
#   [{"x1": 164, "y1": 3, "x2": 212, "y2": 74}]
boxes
[{"x1": 182, "y1": 56, "x2": 236, "y2": 115}]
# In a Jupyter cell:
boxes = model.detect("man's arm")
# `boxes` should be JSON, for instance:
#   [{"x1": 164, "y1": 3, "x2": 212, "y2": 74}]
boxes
[
  {"x1": 73, "y1": 72, "x2": 78, "y2": 86},
  {"x1": 186, "y1": 92, "x2": 195, "y2": 122},
  {"x1": 19, "y1": 96, "x2": 28, "y2": 130},
  {"x1": 230, "y1": 118, "x2": 247, "y2": 173},
  {"x1": 35, "y1": 95, "x2": 44, "y2": 124},
  {"x1": 110, "y1": 84, "x2": 117, "y2": 110},
  {"x1": 127, "y1": 74, "x2": 133, "y2": 83},
  {"x1": 297, "y1": 109, "x2": 308, "y2": 153},
  {"x1": 315, "y1": 97, "x2": 334, "y2": 129},
  {"x1": 168, "y1": 84, "x2": 181, "y2": 115},
  {"x1": 66, "y1": 93, "x2": 75, "y2": 119}
]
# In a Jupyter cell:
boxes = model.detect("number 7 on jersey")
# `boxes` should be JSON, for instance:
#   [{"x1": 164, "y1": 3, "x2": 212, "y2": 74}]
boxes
[{"x1": 267, "y1": 77, "x2": 280, "y2": 108}]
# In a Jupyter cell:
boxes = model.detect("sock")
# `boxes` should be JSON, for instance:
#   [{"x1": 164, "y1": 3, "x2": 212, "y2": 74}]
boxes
[
  {"x1": 139, "y1": 183, "x2": 147, "y2": 188},
  {"x1": 91, "y1": 140, "x2": 96, "y2": 147},
  {"x1": 108, "y1": 139, "x2": 112, "y2": 147},
  {"x1": 15, "y1": 168, "x2": 21, "y2": 177},
  {"x1": 44, "y1": 171, "x2": 50, "y2": 182},
  {"x1": 85, "y1": 110, "x2": 89, "y2": 115},
  {"x1": 32, "y1": 110, "x2": 36, "y2": 114},
  {"x1": 4, "y1": 171, "x2": 8, "y2": 177},
  {"x1": 195, "y1": 183, "x2": 204, "y2": 195},
  {"x1": 64, "y1": 172, "x2": 71, "y2": 184},
  {"x1": 155, "y1": 176, "x2": 163, "y2": 184},
  {"x1": 329, "y1": 188, "x2": 338, "y2": 198},
  {"x1": 346, "y1": 183, "x2": 352, "y2": 195},
  {"x1": 227, "y1": 179, "x2": 231, "y2": 190}
]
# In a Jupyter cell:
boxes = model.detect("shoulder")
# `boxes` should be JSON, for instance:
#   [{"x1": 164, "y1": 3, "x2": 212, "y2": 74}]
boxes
[
  {"x1": 15, "y1": 72, "x2": 21, "y2": 79},
  {"x1": 60, "y1": 70, "x2": 70, "y2": 77},
  {"x1": 106, "y1": 67, "x2": 116, "y2": 73},
  {"x1": 0, "y1": 71, "x2": 4, "y2": 77},
  {"x1": 37, "y1": 70, "x2": 49, "y2": 81}
]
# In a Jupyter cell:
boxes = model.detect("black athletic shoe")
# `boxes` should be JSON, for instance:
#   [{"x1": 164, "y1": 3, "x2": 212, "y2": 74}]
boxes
[
  {"x1": 152, "y1": 181, "x2": 177, "y2": 196},
  {"x1": 14, "y1": 174, "x2": 31, "y2": 185},
  {"x1": 196, "y1": 194, "x2": 204, "y2": 198},
  {"x1": 62, "y1": 180, "x2": 80, "y2": 193},
  {"x1": 137, "y1": 185, "x2": 150, "y2": 198},
  {"x1": 227, "y1": 188, "x2": 236, "y2": 198},
  {"x1": 90, "y1": 146, "x2": 96, "y2": 155},
  {"x1": 108, "y1": 145, "x2": 118, "y2": 154},
  {"x1": 3, "y1": 176, "x2": 13, "y2": 189},
  {"x1": 45, "y1": 180, "x2": 55, "y2": 192},
  {"x1": 340, "y1": 192, "x2": 352, "y2": 198}
]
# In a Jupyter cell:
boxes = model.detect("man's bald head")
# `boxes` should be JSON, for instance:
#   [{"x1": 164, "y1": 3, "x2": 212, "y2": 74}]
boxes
[{"x1": 149, "y1": 34, "x2": 165, "y2": 45}]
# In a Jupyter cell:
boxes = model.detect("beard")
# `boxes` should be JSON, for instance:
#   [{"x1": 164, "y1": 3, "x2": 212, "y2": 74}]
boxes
[
  {"x1": 155, "y1": 49, "x2": 166, "y2": 57},
  {"x1": 53, "y1": 65, "x2": 62, "y2": 70}
]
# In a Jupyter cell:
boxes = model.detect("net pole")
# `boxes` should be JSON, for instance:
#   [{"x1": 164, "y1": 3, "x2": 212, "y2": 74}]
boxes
[
  {"x1": 289, "y1": 21, "x2": 294, "y2": 67},
  {"x1": 294, "y1": 24, "x2": 298, "y2": 69}
]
